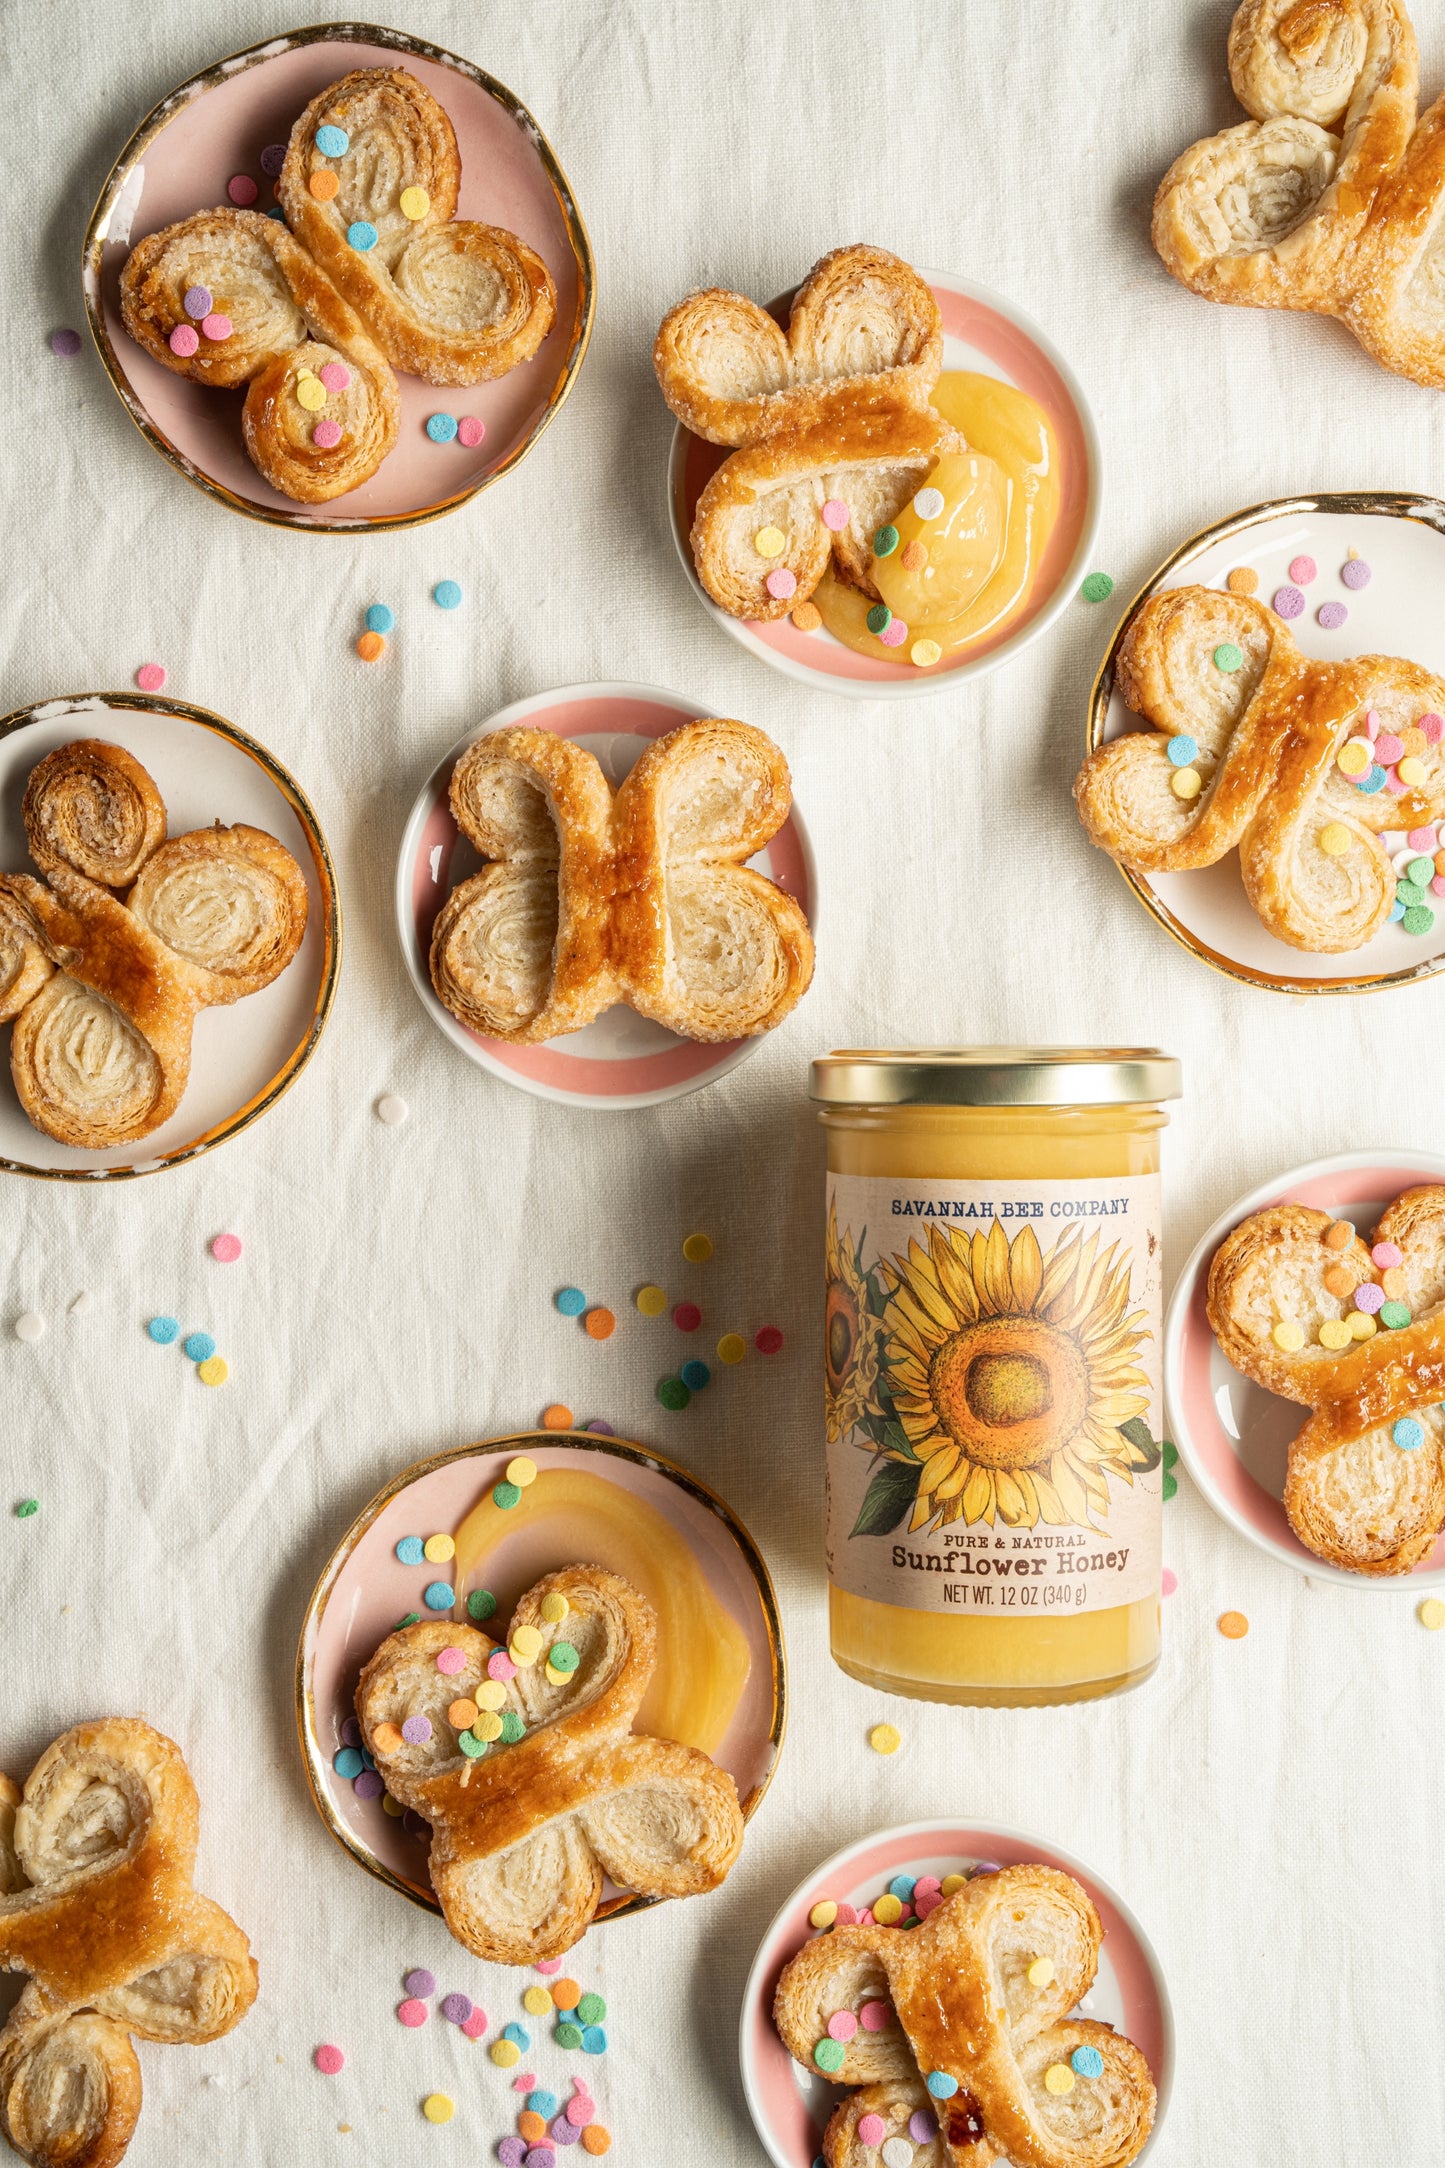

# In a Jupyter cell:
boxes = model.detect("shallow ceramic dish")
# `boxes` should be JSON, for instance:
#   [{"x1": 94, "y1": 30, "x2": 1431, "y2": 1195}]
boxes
[
  {"x1": 396, "y1": 682, "x2": 816, "y2": 1109},
  {"x1": 0, "y1": 693, "x2": 338, "y2": 1181},
  {"x1": 666, "y1": 269, "x2": 1099, "y2": 698},
  {"x1": 740, "y1": 1817, "x2": 1172, "y2": 2168},
  {"x1": 1165, "y1": 1147, "x2": 1445, "y2": 1587},
  {"x1": 1086, "y1": 492, "x2": 1445, "y2": 993},
  {"x1": 83, "y1": 22, "x2": 594, "y2": 532},
  {"x1": 297, "y1": 1429, "x2": 786, "y2": 1922}
]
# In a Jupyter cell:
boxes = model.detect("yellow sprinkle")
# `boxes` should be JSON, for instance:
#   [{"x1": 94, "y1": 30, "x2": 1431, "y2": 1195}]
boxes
[
  {"x1": 1419, "y1": 1598, "x2": 1445, "y2": 1630},
  {"x1": 868, "y1": 1722, "x2": 901, "y2": 1756},
  {"x1": 754, "y1": 524, "x2": 787, "y2": 558},
  {"x1": 1044, "y1": 2063, "x2": 1075, "y2": 2095},
  {"x1": 1399, "y1": 755, "x2": 1428, "y2": 787},
  {"x1": 197, "y1": 1356, "x2": 228, "y2": 1387},
  {"x1": 474, "y1": 1710, "x2": 505, "y2": 1742},
  {"x1": 716, "y1": 1333, "x2": 746, "y2": 1365},
  {"x1": 506, "y1": 1456, "x2": 538, "y2": 1488},
  {"x1": 545, "y1": 1662, "x2": 569, "y2": 1685},
  {"x1": 400, "y1": 185, "x2": 430, "y2": 221},
  {"x1": 682, "y1": 1232, "x2": 713, "y2": 1263},
  {"x1": 810, "y1": 1900, "x2": 839, "y2": 1929},
  {"x1": 1319, "y1": 823, "x2": 1351, "y2": 857},
  {"x1": 510, "y1": 1625, "x2": 544, "y2": 1665},
  {"x1": 1318, "y1": 1319, "x2": 1353, "y2": 1349},
  {"x1": 940, "y1": 1873, "x2": 968, "y2": 1897},
  {"x1": 635, "y1": 1284, "x2": 667, "y2": 1316},
  {"x1": 522, "y1": 1986, "x2": 553, "y2": 2015},
  {"x1": 873, "y1": 1894, "x2": 903, "y2": 1924},
  {"x1": 911, "y1": 638, "x2": 943, "y2": 669},
  {"x1": 490, "y1": 2040, "x2": 520, "y2": 2068},
  {"x1": 1272, "y1": 1320, "x2": 1305, "y2": 1351},
  {"x1": 1027, "y1": 1956, "x2": 1055, "y2": 1987},
  {"x1": 423, "y1": 1533, "x2": 455, "y2": 1563},
  {"x1": 475, "y1": 1680, "x2": 507, "y2": 1711},
  {"x1": 381, "y1": 1791, "x2": 404, "y2": 1816},
  {"x1": 1171, "y1": 767, "x2": 1202, "y2": 801},
  {"x1": 422, "y1": 2094, "x2": 455, "y2": 2123},
  {"x1": 296, "y1": 375, "x2": 327, "y2": 412},
  {"x1": 1337, "y1": 739, "x2": 1372, "y2": 777},
  {"x1": 540, "y1": 1593, "x2": 570, "y2": 1624},
  {"x1": 1350, "y1": 1311, "x2": 1378, "y2": 1340}
]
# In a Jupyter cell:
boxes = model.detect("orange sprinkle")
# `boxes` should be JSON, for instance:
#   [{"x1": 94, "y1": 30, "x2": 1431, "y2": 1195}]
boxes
[
  {"x1": 356, "y1": 631, "x2": 385, "y2": 662},
  {"x1": 1402, "y1": 726, "x2": 1428, "y2": 758},
  {"x1": 1227, "y1": 567, "x2": 1259, "y2": 595},
  {"x1": 541, "y1": 1404, "x2": 573, "y2": 1431},
  {"x1": 790, "y1": 600, "x2": 822, "y2": 632},
  {"x1": 1382, "y1": 1266, "x2": 1407, "y2": 1300},
  {"x1": 447, "y1": 1698, "x2": 478, "y2": 1730},
  {"x1": 1322, "y1": 1265, "x2": 1355, "y2": 1299},
  {"x1": 550, "y1": 1977, "x2": 582, "y2": 2010},
  {"x1": 1217, "y1": 1611, "x2": 1249, "y2": 1640},
  {"x1": 372, "y1": 1721, "x2": 403, "y2": 1754},
  {"x1": 900, "y1": 539, "x2": 926, "y2": 571},
  {"x1": 309, "y1": 169, "x2": 340, "y2": 200},
  {"x1": 581, "y1": 2130, "x2": 612, "y2": 2157},
  {"x1": 519, "y1": 2113, "x2": 546, "y2": 2143},
  {"x1": 1323, "y1": 1219, "x2": 1353, "y2": 1251},
  {"x1": 584, "y1": 1307, "x2": 616, "y2": 1341},
  {"x1": 1435, "y1": 849, "x2": 1445, "y2": 877}
]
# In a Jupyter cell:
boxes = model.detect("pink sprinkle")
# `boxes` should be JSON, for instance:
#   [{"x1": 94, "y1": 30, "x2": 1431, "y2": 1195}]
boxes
[
  {"x1": 462, "y1": 2007, "x2": 488, "y2": 2039},
  {"x1": 313, "y1": 418, "x2": 343, "y2": 449},
  {"x1": 860, "y1": 2000, "x2": 891, "y2": 2032},
  {"x1": 913, "y1": 1877, "x2": 941, "y2": 1896},
  {"x1": 228, "y1": 174, "x2": 259, "y2": 206},
  {"x1": 318, "y1": 361, "x2": 351, "y2": 392},
  {"x1": 458, "y1": 415, "x2": 486, "y2": 448},
  {"x1": 857, "y1": 1908, "x2": 875, "y2": 1926},
  {"x1": 833, "y1": 1903, "x2": 857, "y2": 1925},
  {"x1": 857, "y1": 2116, "x2": 886, "y2": 2147},
  {"x1": 1162, "y1": 1567, "x2": 1178, "y2": 1596},
  {"x1": 879, "y1": 618, "x2": 908, "y2": 647},
  {"x1": 436, "y1": 1647, "x2": 466, "y2": 1676},
  {"x1": 1434, "y1": 876, "x2": 1445, "y2": 897},
  {"x1": 1385, "y1": 770, "x2": 1408, "y2": 796},
  {"x1": 513, "y1": 2074, "x2": 537, "y2": 2093},
  {"x1": 765, "y1": 566, "x2": 797, "y2": 600},
  {"x1": 313, "y1": 2043, "x2": 344, "y2": 2074},
  {"x1": 1372, "y1": 1242, "x2": 1403, "y2": 1269},
  {"x1": 168, "y1": 323, "x2": 199, "y2": 358},
  {"x1": 535, "y1": 1959, "x2": 562, "y2": 1975},
  {"x1": 895, "y1": 1903, "x2": 913, "y2": 1920},
  {"x1": 1365, "y1": 710, "x2": 1381, "y2": 741},
  {"x1": 827, "y1": 2010, "x2": 858, "y2": 2042},
  {"x1": 1288, "y1": 555, "x2": 1317, "y2": 585},
  {"x1": 821, "y1": 497, "x2": 849, "y2": 530},
  {"x1": 1376, "y1": 733, "x2": 1405, "y2": 765},
  {"x1": 211, "y1": 1232, "x2": 242, "y2": 1263},
  {"x1": 1423, "y1": 713, "x2": 1444, "y2": 744},
  {"x1": 487, "y1": 1650, "x2": 517, "y2": 1682},
  {"x1": 201, "y1": 312, "x2": 233, "y2": 342},
  {"x1": 135, "y1": 663, "x2": 167, "y2": 693},
  {"x1": 565, "y1": 2099, "x2": 590, "y2": 2128},
  {"x1": 397, "y1": 1998, "x2": 428, "y2": 2028},
  {"x1": 1408, "y1": 826, "x2": 1439, "y2": 851},
  {"x1": 914, "y1": 1892, "x2": 942, "y2": 1918}
]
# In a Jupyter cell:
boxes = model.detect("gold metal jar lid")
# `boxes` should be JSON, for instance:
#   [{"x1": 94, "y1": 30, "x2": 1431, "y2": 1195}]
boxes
[{"x1": 809, "y1": 1047, "x2": 1182, "y2": 1108}]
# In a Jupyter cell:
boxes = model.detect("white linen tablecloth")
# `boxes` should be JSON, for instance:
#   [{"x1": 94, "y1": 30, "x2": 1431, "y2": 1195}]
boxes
[{"x1": 5, "y1": 2, "x2": 1445, "y2": 2161}]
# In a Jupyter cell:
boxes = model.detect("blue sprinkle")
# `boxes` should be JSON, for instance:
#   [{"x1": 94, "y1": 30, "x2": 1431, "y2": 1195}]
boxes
[
  {"x1": 926, "y1": 2070, "x2": 958, "y2": 2099},
  {"x1": 888, "y1": 1873, "x2": 917, "y2": 1900},
  {"x1": 1166, "y1": 734, "x2": 1198, "y2": 768},
  {"x1": 360, "y1": 1746, "x2": 375, "y2": 1770},
  {"x1": 527, "y1": 2091, "x2": 559, "y2": 2118},
  {"x1": 503, "y1": 2022, "x2": 531, "y2": 2050},
  {"x1": 365, "y1": 603, "x2": 395, "y2": 635},
  {"x1": 433, "y1": 580, "x2": 462, "y2": 610},
  {"x1": 265, "y1": 206, "x2": 287, "y2": 222},
  {"x1": 315, "y1": 124, "x2": 350, "y2": 157},
  {"x1": 680, "y1": 1359, "x2": 711, "y2": 1391},
  {"x1": 1393, "y1": 1417, "x2": 1424, "y2": 1451},
  {"x1": 1357, "y1": 765, "x2": 1387, "y2": 794},
  {"x1": 332, "y1": 1747, "x2": 363, "y2": 1780},
  {"x1": 347, "y1": 220, "x2": 378, "y2": 253},
  {"x1": 425, "y1": 411, "x2": 458, "y2": 443},
  {"x1": 423, "y1": 1580, "x2": 453, "y2": 1611},
  {"x1": 1071, "y1": 2045, "x2": 1105, "y2": 2079},
  {"x1": 556, "y1": 1287, "x2": 587, "y2": 1316},
  {"x1": 1390, "y1": 900, "x2": 1406, "y2": 921},
  {"x1": 184, "y1": 1331, "x2": 216, "y2": 1364},
  {"x1": 395, "y1": 1535, "x2": 425, "y2": 1565},
  {"x1": 581, "y1": 2025, "x2": 607, "y2": 2054},
  {"x1": 147, "y1": 1315, "x2": 180, "y2": 1344}
]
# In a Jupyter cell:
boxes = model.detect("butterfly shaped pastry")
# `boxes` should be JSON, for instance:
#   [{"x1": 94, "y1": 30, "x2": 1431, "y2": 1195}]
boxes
[
  {"x1": 428, "y1": 717, "x2": 813, "y2": 1044},
  {"x1": 0, "y1": 1719, "x2": 256, "y2": 2168},
  {"x1": 773, "y1": 1864, "x2": 1156, "y2": 2168},
  {"x1": 0, "y1": 738, "x2": 308, "y2": 1149},
  {"x1": 356, "y1": 1566, "x2": 745, "y2": 1963},
  {"x1": 1073, "y1": 583, "x2": 1445, "y2": 951},
  {"x1": 1209, "y1": 1184, "x2": 1445, "y2": 1572},
  {"x1": 1152, "y1": 0, "x2": 1445, "y2": 388},
  {"x1": 654, "y1": 244, "x2": 960, "y2": 618}
]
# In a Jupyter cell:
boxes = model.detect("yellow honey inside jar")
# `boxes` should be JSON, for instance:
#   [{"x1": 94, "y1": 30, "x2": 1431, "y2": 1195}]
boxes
[{"x1": 811, "y1": 1048, "x2": 1181, "y2": 1708}]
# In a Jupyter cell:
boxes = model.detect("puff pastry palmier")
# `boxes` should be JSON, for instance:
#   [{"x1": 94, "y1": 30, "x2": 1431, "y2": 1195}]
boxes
[
  {"x1": 22, "y1": 741, "x2": 165, "y2": 889},
  {"x1": 655, "y1": 245, "x2": 960, "y2": 618},
  {"x1": 0, "y1": 1720, "x2": 256, "y2": 2168},
  {"x1": 773, "y1": 1865, "x2": 1156, "y2": 2168},
  {"x1": 1209, "y1": 1185, "x2": 1445, "y2": 1571},
  {"x1": 120, "y1": 207, "x2": 399, "y2": 502},
  {"x1": 1074, "y1": 583, "x2": 1445, "y2": 952},
  {"x1": 430, "y1": 718, "x2": 812, "y2": 1046},
  {"x1": 356, "y1": 1567, "x2": 744, "y2": 1964},
  {"x1": 278, "y1": 68, "x2": 556, "y2": 386}
]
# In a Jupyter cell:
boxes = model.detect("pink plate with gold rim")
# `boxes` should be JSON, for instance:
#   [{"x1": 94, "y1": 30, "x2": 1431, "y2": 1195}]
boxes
[
  {"x1": 666, "y1": 270, "x2": 1100, "y2": 697},
  {"x1": 1164, "y1": 1148, "x2": 1445, "y2": 1588},
  {"x1": 395, "y1": 682, "x2": 816, "y2": 1108},
  {"x1": 739, "y1": 1819, "x2": 1172, "y2": 2168}
]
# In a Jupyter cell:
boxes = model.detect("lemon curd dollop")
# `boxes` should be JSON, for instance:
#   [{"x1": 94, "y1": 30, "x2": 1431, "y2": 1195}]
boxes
[{"x1": 812, "y1": 370, "x2": 1062, "y2": 665}]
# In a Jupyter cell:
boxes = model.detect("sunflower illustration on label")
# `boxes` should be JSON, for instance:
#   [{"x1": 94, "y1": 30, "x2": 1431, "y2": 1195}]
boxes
[{"x1": 824, "y1": 1174, "x2": 1164, "y2": 1616}]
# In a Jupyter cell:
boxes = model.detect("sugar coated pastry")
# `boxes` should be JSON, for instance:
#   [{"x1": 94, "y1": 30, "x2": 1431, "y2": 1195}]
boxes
[
  {"x1": 119, "y1": 208, "x2": 400, "y2": 501},
  {"x1": 0, "y1": 740, "x2": 307, "y2": 1148},
  {"x1": 278, "y1": 68, "x2": 556, "y2": 385},
  {"x1": 356, "y1": 1566, "x2": 745, "y2": 1963},
  {"x1": 429, "y1": 717, "x2": 813, "y2": 1044},
  {"x1": 1073, "y1": 583, "x2": 1445, "y2": 951},
  {"x1": 0, "y1": 1720, "x2": 256, "y2": 2168},
  {"x1": 654, "y1": 245, "x2": 961, "y2": 618},
  {"x1": 1151, "y1": 0, "x2": 1445, "y2": 388},
  {"x1": 773, "y1": 1864, "x2": 1156, "y2": 2168},
  {"x1": 1209, "y1": 1185, "x2": 1445, "y2": 1572}
]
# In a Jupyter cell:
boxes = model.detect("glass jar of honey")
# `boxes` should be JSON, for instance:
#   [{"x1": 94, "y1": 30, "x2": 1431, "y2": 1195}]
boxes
[{"x1": 811, "y1": 1048, "x2": 1181, "y2": 1708}]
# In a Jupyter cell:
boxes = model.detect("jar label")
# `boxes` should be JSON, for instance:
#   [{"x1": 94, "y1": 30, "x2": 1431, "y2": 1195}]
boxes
[{"x1": 824, "y1": 1172, "x2": 1164, "y2": 1617}]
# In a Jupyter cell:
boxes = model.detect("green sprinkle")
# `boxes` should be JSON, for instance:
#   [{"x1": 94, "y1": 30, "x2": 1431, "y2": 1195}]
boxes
[
  {"x1": 814, "y1": 2039, "x2": 846, "y2": 2074},
  {"x1": 1402, "y1": 905, "x2": 1435, "y2": 936},
  {"x1": 576, "y1": 1992, "x2": 606, "y2": 2025},
  {"x1": 499, "y1": 1711, "x2": 526, "y2": 1743},
  {"x1": 865, "y1": 603, "x2": 892, "y2": 637},
  {"x1": 467, "y1": 1589, "x2": 497, "y2": 1621},
  {"x1": 1162, "y1": 1441, "x2": 1179, "y2": 1470},
  {"x1": 555, "y1": 2022, "x2": 583, "y2": 2050},
  {"x1": 14, "y1": 1499, "x2": 38, "y2": 1519},
  {"x1": 1162, "y1": 1471, "x2": 1178, "y2": 1502},
  {"x1": 548, "y1": 1641, "x2": 580, "y2": 1673},
  {"x1": 1213, "y1": 642, "x2": 1243, "y2": 673},
  {"x1": 873, "y1": 524, "x2": 899, "y2": 558},
  {"x1": 1405, "y1": 857, "x2": 1434, "y2": 887},
  {"x1": 1080, "y1": 572, "x2": 1114, "y2": 603},
  {"x1": 1381, "y1": 1300, "x2": 1413, "y2": 1328},
  {"x1": 458, "y1": 1730, "x2": 487, "y2": 1759},
  {"x1": 393, "y1": 1611, "x2": 422, "y2": 1630},
  {"x1": 492, "y1": 1481, "x2": 522, "y2": 1510},
  {"x1": 657, "y1": 1376, "x2": 690, "y2": 1410}
]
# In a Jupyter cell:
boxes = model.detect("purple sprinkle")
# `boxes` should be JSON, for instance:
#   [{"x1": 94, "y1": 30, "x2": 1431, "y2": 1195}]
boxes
[
  {"x1": 404, "y1": 1968, "x2": 436, "y2": 1998},
  {"x1": 1272, "y1": 584, "x2": 1305, "y2": 620},
  {"x1": 499, "y1": 2142, "x2": 526, "y2": 2168},
  {"x1": 550, "y1": 2117, "x2": 580, "y2": 2147},
  {"x1": 1316, "y1": 601, "x2": 1348, "y2": 630},
  {"x1": 1341, "y1": 557, "x2": 1372, "y2": 590},
  {"x1": 524, "y1": 2150, "x2": 557, "y2": 2168},
  {"x1": 340, "y1": 1715, "x2": 361, "y2": 1748},
  {"x1": 970, "y1": 1860, "x2": 1002, "y2": 1877},
  {"x1": 400, "y1": 1714, "x2": 432, "y2": 1745},
  {"x1": 49, "y1": 328, "x2": 81, "y2": 356},
  {"x1": 441, "y1": 1992, "x2": 472, "y2": 2024},
  {"x1": 183, "y1": 286, "x2": 212, "y2": 320},
  {"x1": 910, "y1": 2110, "x2": 938, "y2": 2143},
  {"x1": 402, "y1": 1808, "x2": 430, "y2": 1837},
  {"x1": 585, "y1": 1420, "x2": 615, "y2": 1435},
  {"x1": 352, "y1": 1768, "x2": 384, "y2": 1801},
  {"x1": 260, "y1": 141, "x2": 288, "y2": 176},
  {"x1": 1355, "y1": 1284, "x2": 1385, "y2": 1314}
]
